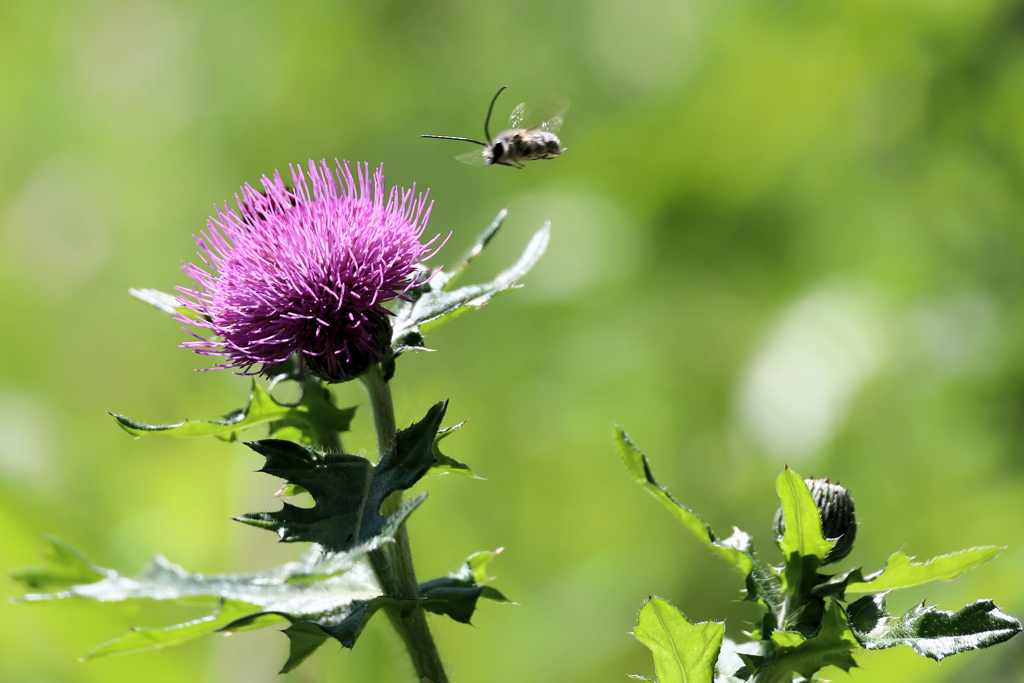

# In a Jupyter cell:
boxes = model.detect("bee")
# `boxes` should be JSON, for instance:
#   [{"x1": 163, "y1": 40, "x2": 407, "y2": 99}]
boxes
[{"x1": 421, "y1": 86, "x2": 569, "y2": 168}]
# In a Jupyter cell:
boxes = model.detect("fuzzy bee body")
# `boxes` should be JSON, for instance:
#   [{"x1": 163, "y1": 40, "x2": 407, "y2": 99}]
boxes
[
  {"x1": 421, "y1": 87, "x2": 568, "y2": 169},
  {"x1": 487, "y1": 129, "x2": 563, "y2": 167}
]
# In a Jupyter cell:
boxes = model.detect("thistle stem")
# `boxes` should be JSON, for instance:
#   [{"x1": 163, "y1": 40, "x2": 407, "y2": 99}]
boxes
[{"x1": 360, "y1": 363, "x2": 448, "y2": 683}]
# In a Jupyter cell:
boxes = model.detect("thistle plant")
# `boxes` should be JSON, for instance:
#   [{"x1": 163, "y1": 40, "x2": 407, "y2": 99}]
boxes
[
  {"x1": 11, "y1": 159, "x2": 549, "y2": 682},
  {"x1": 615, "y1": 427, "x2": 1022, "y2": 683}
]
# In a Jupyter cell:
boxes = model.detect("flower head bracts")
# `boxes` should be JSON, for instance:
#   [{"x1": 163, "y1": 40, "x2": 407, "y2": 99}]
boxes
[{"x1": 177, "y1": 160, "x2": 443, "y2": 382}]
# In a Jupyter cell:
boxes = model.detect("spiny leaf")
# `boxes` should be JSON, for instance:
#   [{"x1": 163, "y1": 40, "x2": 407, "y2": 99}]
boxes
[
  {"x1": 811, "y1": 567, "x2": 866, "y2": 602},
  {"x1": 776, "y1": 468, "x2": 834, "y2": 563},
  {"x1": 614, "y1": 426, "x2": 754, "y2": 575},
  {"x1": 845, "y1": 547, "x2": 1004, "y2": 595},
  {"x1": 229, "y1": 547, "x2": 512, "y2": 666},
  {"x1": 465, "y1": 548, "x2": 501, "y2": 585},
  {"x1": 610, "y1": 428, "x2": 757, "y2": 577},
  {"x1": 429, "y1": 422, "x2": 478, "y2": 478},
  {"x1": 631, "y1": 596, "x2": 724, "y2": 683},
  {"x1": 615, "y1": 427, "x2": 784, "y2": 627},
  {"x1": 10, "y1": 536, "x2": 106, "y2": 592},
  {"x1": 12, "y1": 539, "x2": 388, "y2": 668},
  {"x1": 418, "y1": 549, "x2": 511, "y2": 624},
  {"x1": 390, "y1": 209, "x2": 549, "y2": 356},
  {"x1": 112, "y1": 379, "x2": 354, "y2": 446},
  {"x1": 15, "y1": 543, "x2": 381, "y2": 606},
  {"x1": 739, "y1": 600, "x2": 859, "y2": 683},
  {"x1": 85, "y1": 600, "x2": 258, "y2": 659},
  {"x1": 437, "y1": 207, "x2": 507, "y2": 289},
  {"x1": 846, "y1": 593, "x2": 886, "y2": 635},
  {"x1": 280, "y1": 622, "x2": 331, "y2": 673},
  {"x1": 849, "y1": 595, "x2": 1021, "y2": 661},
  {"x1": 236, "y1": 401, "x2": 447, "y2": 553},
  {"x1": 265, "y1": 380, "x2": 356, "y2": 448}
]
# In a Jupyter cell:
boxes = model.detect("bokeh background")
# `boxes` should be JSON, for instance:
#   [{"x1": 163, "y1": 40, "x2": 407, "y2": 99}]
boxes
[{"x1": 4, "y1": 0, "x2": 1024, "y2": 681}]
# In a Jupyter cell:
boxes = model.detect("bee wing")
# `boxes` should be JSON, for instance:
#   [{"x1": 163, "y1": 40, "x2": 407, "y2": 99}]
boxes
[
  {"x1": 530, "y1": 93, "x2": 570, "y2": 135},
  {"x1": 508, "y1": 102, "x2": 528, "y2": 130},
  {"x1": 455, "y1": 148, "x2": 490, "y2": 166}
]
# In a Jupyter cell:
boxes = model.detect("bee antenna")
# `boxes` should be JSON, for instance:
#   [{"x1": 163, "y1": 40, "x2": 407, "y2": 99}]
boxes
[
  {"x1": 420, "y1": 135, "x2": 487, "y2": 146},
  {"x1": 484, "y1": 86, "x2": 507, "y2": 143}
]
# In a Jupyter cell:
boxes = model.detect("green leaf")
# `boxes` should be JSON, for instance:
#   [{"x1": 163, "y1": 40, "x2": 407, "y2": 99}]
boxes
[
  {"x1": 112, "y1": 379, "x2": 354, "y2": 447},
  {"x1": 429, "y1": 422, "x2": 478, "y2": 478},
  {"x1": 236, "y1": 401, "x2": 447, "y2": 553},
  {"x1": 12, "y1": 539, "x2": 391, "y2": 670},
  {"x1": 631, "y1": 596, "x2": 724, "y2": 683},
  {"x1": 465, "y1": 548, "x2": 501, "y2": 584},
  {"x1": 437, "y1": 207, "x2": 508, "y2": 289},
  {"x1": 849, "y1": 595, "x2": 1022, "y2": 661},
  {"x1": 418, "y1": 549, "x2": 511, "y2": 624},
  {"x1": 389, "y1": 209, "x2": 549, "y2": 356},
  {"x1": 15, "y1": 544, "x2": 381, "y2": 606},
  {"x1": 10, "y1": 536, "x2": 106, "y2": 592},
  {"x1": 776, "y1": 468, "x2": 834, "y2": 563},
  {"x1": 128, "y1": 288, "x2": 187, "y2": 316},
  {"x1": 845, "y1": 547, "x2": 1004, "y2": 595},
  {"x1": 740, "y1": 600, "x2": 860, "y2": 683},
  {"x1": 811, "y1": 567, "x2": 866, "y2": 602},
  {"x1": 615, "y1": 427, "x2": 784, "y2": 634},
  {"x1": 86, "y1": 600, "x2": 258, "y2": 659},
  {"x1": 614, "y1": 426, "x2": 753, "y2": 576},
  {"x1": 280, "y1": 622, "x2": 331, "y2": 673}
]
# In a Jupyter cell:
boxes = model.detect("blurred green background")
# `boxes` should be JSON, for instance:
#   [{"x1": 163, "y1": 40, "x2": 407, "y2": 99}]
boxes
[{"x1": 4, "y1": 0, "x2": 1024, "y2": 681}]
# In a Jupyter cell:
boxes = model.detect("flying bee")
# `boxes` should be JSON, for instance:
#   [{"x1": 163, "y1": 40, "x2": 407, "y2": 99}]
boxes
[{"x1": 421, "y1": 86, "x2": 569, "y2": 168}]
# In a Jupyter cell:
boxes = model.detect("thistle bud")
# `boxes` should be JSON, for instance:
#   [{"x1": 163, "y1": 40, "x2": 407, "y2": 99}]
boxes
[{"x1": 773, "y1": 477, "x2": 857, "y2": 565}]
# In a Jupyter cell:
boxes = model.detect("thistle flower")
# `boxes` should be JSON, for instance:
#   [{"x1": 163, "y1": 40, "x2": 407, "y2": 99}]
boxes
[{"x1": 177, "y1": 160, "x2": 442, "y2": 382}]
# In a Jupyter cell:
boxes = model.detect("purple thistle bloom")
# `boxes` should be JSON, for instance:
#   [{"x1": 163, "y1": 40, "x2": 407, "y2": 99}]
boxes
[{"x1": 176, "y1": 160, "x2": 443, "y2": 382}]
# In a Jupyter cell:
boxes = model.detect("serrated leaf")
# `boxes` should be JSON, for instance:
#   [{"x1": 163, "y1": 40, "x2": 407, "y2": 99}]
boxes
[
  {"x1": 436, "y1": 207, "x2": 507, "y2": 289},
  {"x1": 845, "y1": 547, "x2": 1003, "y2": 595},
  {"x1": 632, "y1": 597, "x2": 724, "y2": 683},
  {"x1": 11, "y1": 536, "x2": 106, "y2": 592},
  {"x1": 236, "y1": 401, "x2": 447, "y2": 553},
  {"x1": 86, "y1": 599, "x2": 258, "y2": 659},
  {"x1": 465, "y1": 548, "x2": 501, "y2": 585},
  {"x1": 776, "y1": 468, "x2": 834, "y2": 563},
  {"x1": 128, "y1": 288, "x2": 186, "y2": 316},
  {"x1": 850, "y1": 597, "x2": 1021, "y2": 661},
  {"x1": 280, "y1": 622, "x2": 331, "y2": 673},
  {"x1": 846, "y1": 593, "x2": 887, "y2": 636},
  {"x1": 276, "y1": 483, "x2": 308, "y2": 498},
  {"x1": 15, "y1": 543, "x2": 381, "y2": 606},
  {"x1": 390, "y1": 210, "x2": 549, "y2": 355},
  {"x1": 112, "y1": 380, "x2": 354, "y2": 447},
  {"x1": 811, "y1": 567, "x2": 866, "y2": 602},
  {"x1": 615, "y1": 426, "x2": 753, "y2": 575},
  {"x1": 428, "y1": 422, "x2": 477, "y2": 478},
  {"x1": 743, "y1": 601, "x2": 860, "y2": 683},
  {"x1": 417, "y1": 549, "x2": 510, "y2": 624},
  {"x1": 616, "y1": 427, "x2": 784, "y2": 630},
  {"x1": 12, "y1": 539, "x2": 390, "y2": 669}
]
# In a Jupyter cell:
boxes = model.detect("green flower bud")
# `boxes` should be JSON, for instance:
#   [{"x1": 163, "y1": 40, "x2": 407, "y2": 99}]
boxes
[{"x1": 773, "y1": 477, "x2": 857, "y2": 565}]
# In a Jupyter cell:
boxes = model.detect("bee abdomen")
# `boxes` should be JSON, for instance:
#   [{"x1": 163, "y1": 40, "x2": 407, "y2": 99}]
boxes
[{"x1": 525, "y1": 132, "x2": 561, "y2": 159}]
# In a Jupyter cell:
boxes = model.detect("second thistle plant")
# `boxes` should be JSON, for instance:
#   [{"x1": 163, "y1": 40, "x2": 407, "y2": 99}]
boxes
[{"x1": 614, "y1": 427, "x2": 1021, "y2": 683}]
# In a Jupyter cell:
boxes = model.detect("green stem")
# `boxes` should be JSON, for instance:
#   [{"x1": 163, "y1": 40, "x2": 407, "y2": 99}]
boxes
[{"x1": 360, "y1": 363, "x2": 448, "y2": 683}]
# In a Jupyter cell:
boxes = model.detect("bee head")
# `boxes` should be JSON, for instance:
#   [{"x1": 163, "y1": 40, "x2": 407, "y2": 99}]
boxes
[{"x1": 487, "y1": 141, "x2": 504, "y2": 164}]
